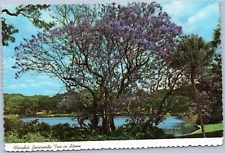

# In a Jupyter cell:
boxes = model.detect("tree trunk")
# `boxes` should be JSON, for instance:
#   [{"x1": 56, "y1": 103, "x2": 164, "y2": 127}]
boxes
[
  {"x1": 91, "y1": 97, "x2": 99, "y2": 129},
  {"x1": 109, "y1": 114, "x2": 116, "y2": 131},
  {"x1": 91, "y1": 114, "x2": 98, "y2": 129},
  {"x1": 191, "y1": 70, "x2": 206, "y2": 138},
  {"x1": 102, "y1": 112, "x2": 109, "y2": 133}
]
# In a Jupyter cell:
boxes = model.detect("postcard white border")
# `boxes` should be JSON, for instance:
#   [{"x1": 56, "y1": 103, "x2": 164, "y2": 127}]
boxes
[{"x1": 4, "y1": 138, "x2": 223, "y2": 151}]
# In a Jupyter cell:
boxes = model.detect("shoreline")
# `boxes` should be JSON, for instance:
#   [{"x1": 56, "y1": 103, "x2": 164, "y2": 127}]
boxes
[{"x1": 18, "y1": 112, "x2": 171, "y2": 118}]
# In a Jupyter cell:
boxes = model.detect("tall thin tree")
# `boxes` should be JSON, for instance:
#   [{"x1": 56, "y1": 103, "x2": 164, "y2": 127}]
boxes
[{"x1": 170, "y1": 34, "x2": 214, "y2": 138}]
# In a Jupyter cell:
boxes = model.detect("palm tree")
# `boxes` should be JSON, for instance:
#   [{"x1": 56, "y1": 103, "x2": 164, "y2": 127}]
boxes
[
  {"x1": 211, "y1": 24, "x2": 221, "y2": 48},
  {"x1": 171, "y1": 34, "x2": 214, "y2": 138}
]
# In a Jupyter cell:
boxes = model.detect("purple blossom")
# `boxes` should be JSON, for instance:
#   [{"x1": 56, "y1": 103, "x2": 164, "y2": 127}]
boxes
[
  {"x1": 151, "y1": 64, "x2": 158, "y2": 70},
  {"x1": 141, "y1": 83, "x2": 149, "y2": 88},
  {"x1": 109, "y1": 56, "x2": 113, "y2": 61},
  {"x1": 29, "y1": 39, "x2": 35, "y2": 43},
  {"x1": 82, "y1": 20, "x2": 90, "y2": 26},
  {"x1": 115, "y1": 54, "x2": 120, "y2": 59},
  {"x1": 122, "y1": 26, "x2": 130, "y2": 32},
  {"x1": 44, "y1": 37, "x2": 48, "y2": 42},
  {"x1": 131, "y1": 88, "x2": 136, "y2": 94},
  {"x1": 109, "y1": 21, "x2": 120, "y2": 28},
  {"x1": 62, "y1": 46, "x2": 66, "y2": 50},
  {"x1": 14, "y1": 46, "x2": 19, "y2": 50},
  {"x1": 131, "y1": 97, "x2": 136, "y2": 102},
  {"x1": 142, "y1": 96, "x2": 147, "y2": 101},
  {"x1": 200, "y1": 91, "x2": 207, "y2": 96},
  {"x1": 109, "y1": 106, "x2": 113, "y2": 111},
  {"x1": 97, "y1": 52, "x2": 105, "y2": 58}
]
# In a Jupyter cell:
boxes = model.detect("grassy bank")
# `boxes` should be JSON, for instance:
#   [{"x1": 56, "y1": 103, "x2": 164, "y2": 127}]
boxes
[
  {"x1": 191, "y1": 123, "x2": 223, "y2": 134},
  {"x1": 177, "y1": 123, "x2": 223, "y2": 138}
]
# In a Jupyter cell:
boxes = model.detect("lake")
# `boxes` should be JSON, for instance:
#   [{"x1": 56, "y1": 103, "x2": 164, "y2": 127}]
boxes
[{"x1": 21, "y1": 116, "x2": 198, "y2": 136}]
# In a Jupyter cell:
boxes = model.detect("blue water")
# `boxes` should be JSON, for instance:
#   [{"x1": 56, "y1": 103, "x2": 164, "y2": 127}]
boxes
[
  {"x1": 21, "y1": 116, "x2": 197, "y2": 136},
  {"x1": 21, "y1": 116, "x2": 128, "y2": 127}
]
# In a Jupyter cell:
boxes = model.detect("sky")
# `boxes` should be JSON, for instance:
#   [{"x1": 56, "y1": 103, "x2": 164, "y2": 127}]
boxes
[{"x1": 2, "y1": 0, "x2": 220, "y2": 96}]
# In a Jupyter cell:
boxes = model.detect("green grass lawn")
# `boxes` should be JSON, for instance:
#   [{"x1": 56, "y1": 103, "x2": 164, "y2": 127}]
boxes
[{"x1": 193, "y1": 123, "x2": 223, "y2": 134}]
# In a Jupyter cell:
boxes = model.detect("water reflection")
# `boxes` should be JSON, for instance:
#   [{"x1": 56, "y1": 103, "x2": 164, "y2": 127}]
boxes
[
  {"x1": 160, "y1": 122, "x2": 198, "y2": 136},
  {"x1": 21, "y1": 116, "x2": 198, "y2": 136},
  {"x1": 158, "y1": 116, "x2": 198, "y2": 136}
]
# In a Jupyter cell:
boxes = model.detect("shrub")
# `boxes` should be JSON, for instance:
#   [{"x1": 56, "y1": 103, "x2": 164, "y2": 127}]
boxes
[
  {"x1": 5, "y1": 132, "x2": 56, "y2": 143},
  {"x1": 117, "y1": 122, "x2": 170, "y2": 139},
  {"x1": 5, "y1": 132, "x2": 24, "y2": 143},
  {"x1": 4, "y1": 114, "x2": 22, "y2": 133}
]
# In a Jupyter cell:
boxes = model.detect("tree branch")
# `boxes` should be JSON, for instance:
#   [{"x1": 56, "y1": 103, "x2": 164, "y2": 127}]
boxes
[{"x1": 2, "y1": 5, "x2": 31, "y2": 16}]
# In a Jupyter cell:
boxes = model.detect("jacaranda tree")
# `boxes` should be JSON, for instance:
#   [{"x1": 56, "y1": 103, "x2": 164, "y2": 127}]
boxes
[{"x1": 13, "y1": 2, "x2": 182, "y2": 132}]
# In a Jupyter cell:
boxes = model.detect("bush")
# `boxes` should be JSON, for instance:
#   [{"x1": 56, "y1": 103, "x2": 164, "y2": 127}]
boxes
[
  {"x1": 4, "y1": 114, "x2": 22, "y2": 133},
  {"x1": 5, "y1": 132, "x2": 24, "y2": 143},
  {"x1": 5, "y1": 132, "x2": 56, "y2": 143},
  {"x1": 22, "y1": 133, "x2": 56, "y2": 142},
  {"x1": 51, "y1": 123, "x2": 83, "y2": 141},
  {"x1": 117, "y1": 122, "x2": 171, "y2": 139}
]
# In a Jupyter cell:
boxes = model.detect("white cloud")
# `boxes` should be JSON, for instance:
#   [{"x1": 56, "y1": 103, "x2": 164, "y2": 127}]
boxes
[
  {"x1": 163, "y1": 1, "x2": 187, "y2": 17},
  {"x1": 162, "y1": 0, "x2": 208, "y2": 25},
  {"x1": 186, "y1": 3, "x2": 218, "y2": 26},
  {"x1": 40, "y1": 81, "x2": 61, "y2": 87},
  {"x1": 27, "y1": 80, "x2": 61, "y2": 87},
  {"x1": 8, "y1": 84, "x2": 28, "y2": 89},
  {"x1": 182, "y1": 2, "x2": 219, "y2": 39},
  {"x1": 29, "y1": 83, "x2": 41, "y2": 87}
]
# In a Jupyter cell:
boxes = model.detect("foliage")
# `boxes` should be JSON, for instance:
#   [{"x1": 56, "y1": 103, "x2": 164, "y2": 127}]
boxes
[
  {"x1": 171, "y1": 34, "x2": 213, "y2": 74},
  {"x1": 4, "y1": 114, "x2": 21, "y2": 132},
  {"x1": 211, "y1": 24, "x2": 221, "y2": 48},
  {"x1": 2, "y1": 4, "x2": 55, "y2": 46},
  {"x1": 5, "y1": 132, "x2": 56, "y2": 143},
  {"x1": 167, "y1": 95, "x2": 193, "y2": 115},
  {"x1": 3, "y1": 93, "x2": 73, "y2": 116},
  {"x1": 196, "y1": 53, "x2": 222, "y2": 124},
  {"x1": 117, "y1": 122, "x2": 173, "y2": 139}
]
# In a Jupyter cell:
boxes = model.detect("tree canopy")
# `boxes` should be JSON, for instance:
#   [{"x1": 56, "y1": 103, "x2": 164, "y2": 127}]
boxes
[
  {"x1": 12, "y1": 2, "x2": 183, "y2": 132},
  {"x1": 2, "y1": 4, "x2": 55, "y2": 46}
]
